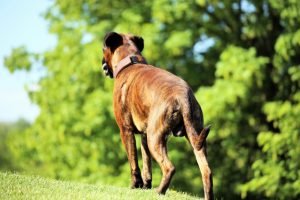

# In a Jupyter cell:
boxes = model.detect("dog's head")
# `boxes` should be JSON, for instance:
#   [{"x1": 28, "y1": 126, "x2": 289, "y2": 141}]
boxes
[{"x1": 102, "y1": 32, "x2": 144, "y2": 78}]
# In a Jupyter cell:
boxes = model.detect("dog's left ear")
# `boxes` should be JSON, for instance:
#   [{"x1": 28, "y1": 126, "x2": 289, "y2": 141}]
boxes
[
  {"x1": 131, "y1": 36, "x2": 144, "y2": 52},
  {"x1": 104, "y1": 32, "x2": 123, "y2": 52}
]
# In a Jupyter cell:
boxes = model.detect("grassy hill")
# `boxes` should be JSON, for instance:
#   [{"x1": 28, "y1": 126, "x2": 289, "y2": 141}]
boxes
[{"x1": 0, "y1": 172, "x2": 200, "y2": 200}]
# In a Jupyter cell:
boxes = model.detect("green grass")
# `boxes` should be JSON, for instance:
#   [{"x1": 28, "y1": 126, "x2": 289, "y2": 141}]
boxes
[{"x1": 0, "y1": 172, "x2": 200, "y2": 200}]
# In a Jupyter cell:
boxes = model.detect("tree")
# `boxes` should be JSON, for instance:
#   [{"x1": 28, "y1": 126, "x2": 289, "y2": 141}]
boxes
[
  {"x1": 0, "y1": 119, "x2": 30, "y2": 170},
  {"x1": 239, "y1": 0, "x2": 300, "y2": 199},
  {"x1": 5, "y1": 0, "x2": 300, "y2": 199}
]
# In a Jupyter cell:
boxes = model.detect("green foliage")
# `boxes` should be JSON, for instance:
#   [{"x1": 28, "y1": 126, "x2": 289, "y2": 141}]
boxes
[
  {"x1": 241, "y1": 97, "x2": 300, "y2": 199},
  {"x1": 195, "y1": 46, "x2": 269, "y2": 198},
  {"x1": 0, "y1": 172, "x2": 199, "y2": 200},
  {"x1": 0, "y1": 119, "x2": 30, "y2": 170},
  {"x1": 4, "y1": 47, "x2": 33, "y2": 73},
  {"x1": 3, "y1": 0, "x2": 300, "y2": 199},
  {"x1": 239, "y1": 1, "x2": 300, "y2": 198}
]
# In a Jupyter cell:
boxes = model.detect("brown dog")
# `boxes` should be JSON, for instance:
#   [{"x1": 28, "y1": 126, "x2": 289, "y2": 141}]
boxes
[{"x1": 101, "y1": 32, "x2": 213, "y2": 200}]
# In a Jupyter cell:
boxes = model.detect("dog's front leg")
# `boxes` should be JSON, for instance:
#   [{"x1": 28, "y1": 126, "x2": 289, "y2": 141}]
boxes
[{"x1": 120, "y1": 129, "x2": 143, "y2": 189}]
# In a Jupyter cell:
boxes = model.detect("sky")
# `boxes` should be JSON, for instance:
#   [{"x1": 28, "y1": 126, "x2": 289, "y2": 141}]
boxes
[{"x1": 0, "y1": 0, "x2": 55, "y2": 122}]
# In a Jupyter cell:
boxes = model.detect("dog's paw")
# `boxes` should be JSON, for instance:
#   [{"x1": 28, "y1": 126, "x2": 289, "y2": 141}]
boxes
[
  {"x1": 131, "y1": 177, "x2": 143, "y2": 189},
  {"x1": 131, "y1": 182, "x2": 143, "y2": 189},
  {"x1": 155, "y1": 187, "x2": 166, "y2": 195},
  {"x1": 142, "y1": 179, "x2": 152, "y2": 189}
]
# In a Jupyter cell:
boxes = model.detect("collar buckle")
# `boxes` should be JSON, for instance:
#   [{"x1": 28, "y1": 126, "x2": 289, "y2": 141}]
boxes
[{"x1": 130, "y1": 56, "x2": 139, "y2": 64}]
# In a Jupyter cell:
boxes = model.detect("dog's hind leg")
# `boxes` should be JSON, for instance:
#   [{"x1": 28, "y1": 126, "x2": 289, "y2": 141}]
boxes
[
  {"x1": 184, "y1": 122, "x2": 213, "y2": 199},
  {"x1": 146, "y1": 127, "x2": 175, "y2": 194},
  {"x1": 193, "y1": 142, "x2": 214, "y2": 200},
  {"x1": 141, "y1": 134, "x2": 152, "y2": 189},
  {"x1": 180, "y1": 94, "x2": 213, "y2": 199}
]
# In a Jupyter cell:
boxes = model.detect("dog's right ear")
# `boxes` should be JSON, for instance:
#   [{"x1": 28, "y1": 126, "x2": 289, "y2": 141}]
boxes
[
  {"x1": 104, "y1": 32, "x2": 123, "y2": 52},
  {"x1": 131, "y1": 36, "x2": 144, "y2": 52}
]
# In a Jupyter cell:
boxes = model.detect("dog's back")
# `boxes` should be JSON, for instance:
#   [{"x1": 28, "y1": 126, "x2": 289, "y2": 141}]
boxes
[{"x1": 114, "y1": 63, "x2": 206, "y2": 143}]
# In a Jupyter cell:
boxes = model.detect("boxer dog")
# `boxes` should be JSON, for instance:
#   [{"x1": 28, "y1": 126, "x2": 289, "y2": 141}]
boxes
[{"x1": 101, "y1": 32, "x2": 213, "y2": 200}]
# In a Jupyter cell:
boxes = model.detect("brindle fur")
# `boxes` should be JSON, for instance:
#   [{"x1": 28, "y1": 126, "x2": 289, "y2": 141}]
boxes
[{"x1": 102, "y1": 32, "x2": 214, "y2": 200}]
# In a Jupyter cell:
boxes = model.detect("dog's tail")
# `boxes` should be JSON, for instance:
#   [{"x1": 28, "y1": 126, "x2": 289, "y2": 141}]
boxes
[
  {"x1": 184, "y1": 121, "x2": 211, "y2": 151},
  {"x1": 180, "y1": 92, "x2": 211, "y2": 151},
  {"x1": 194, "y1": 125, "x2": 211, "y2": 150}
]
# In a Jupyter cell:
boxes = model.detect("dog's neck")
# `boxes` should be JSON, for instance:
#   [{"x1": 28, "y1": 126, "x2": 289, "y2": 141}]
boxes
[{"x1": 113, "y1": 54, "x2": 147, "y2": 78}]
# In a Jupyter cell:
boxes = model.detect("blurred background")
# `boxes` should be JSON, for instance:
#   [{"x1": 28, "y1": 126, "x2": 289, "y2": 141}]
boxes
[{"x1": 0, "y1": 0, "x2": 299, "y2": 199}]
